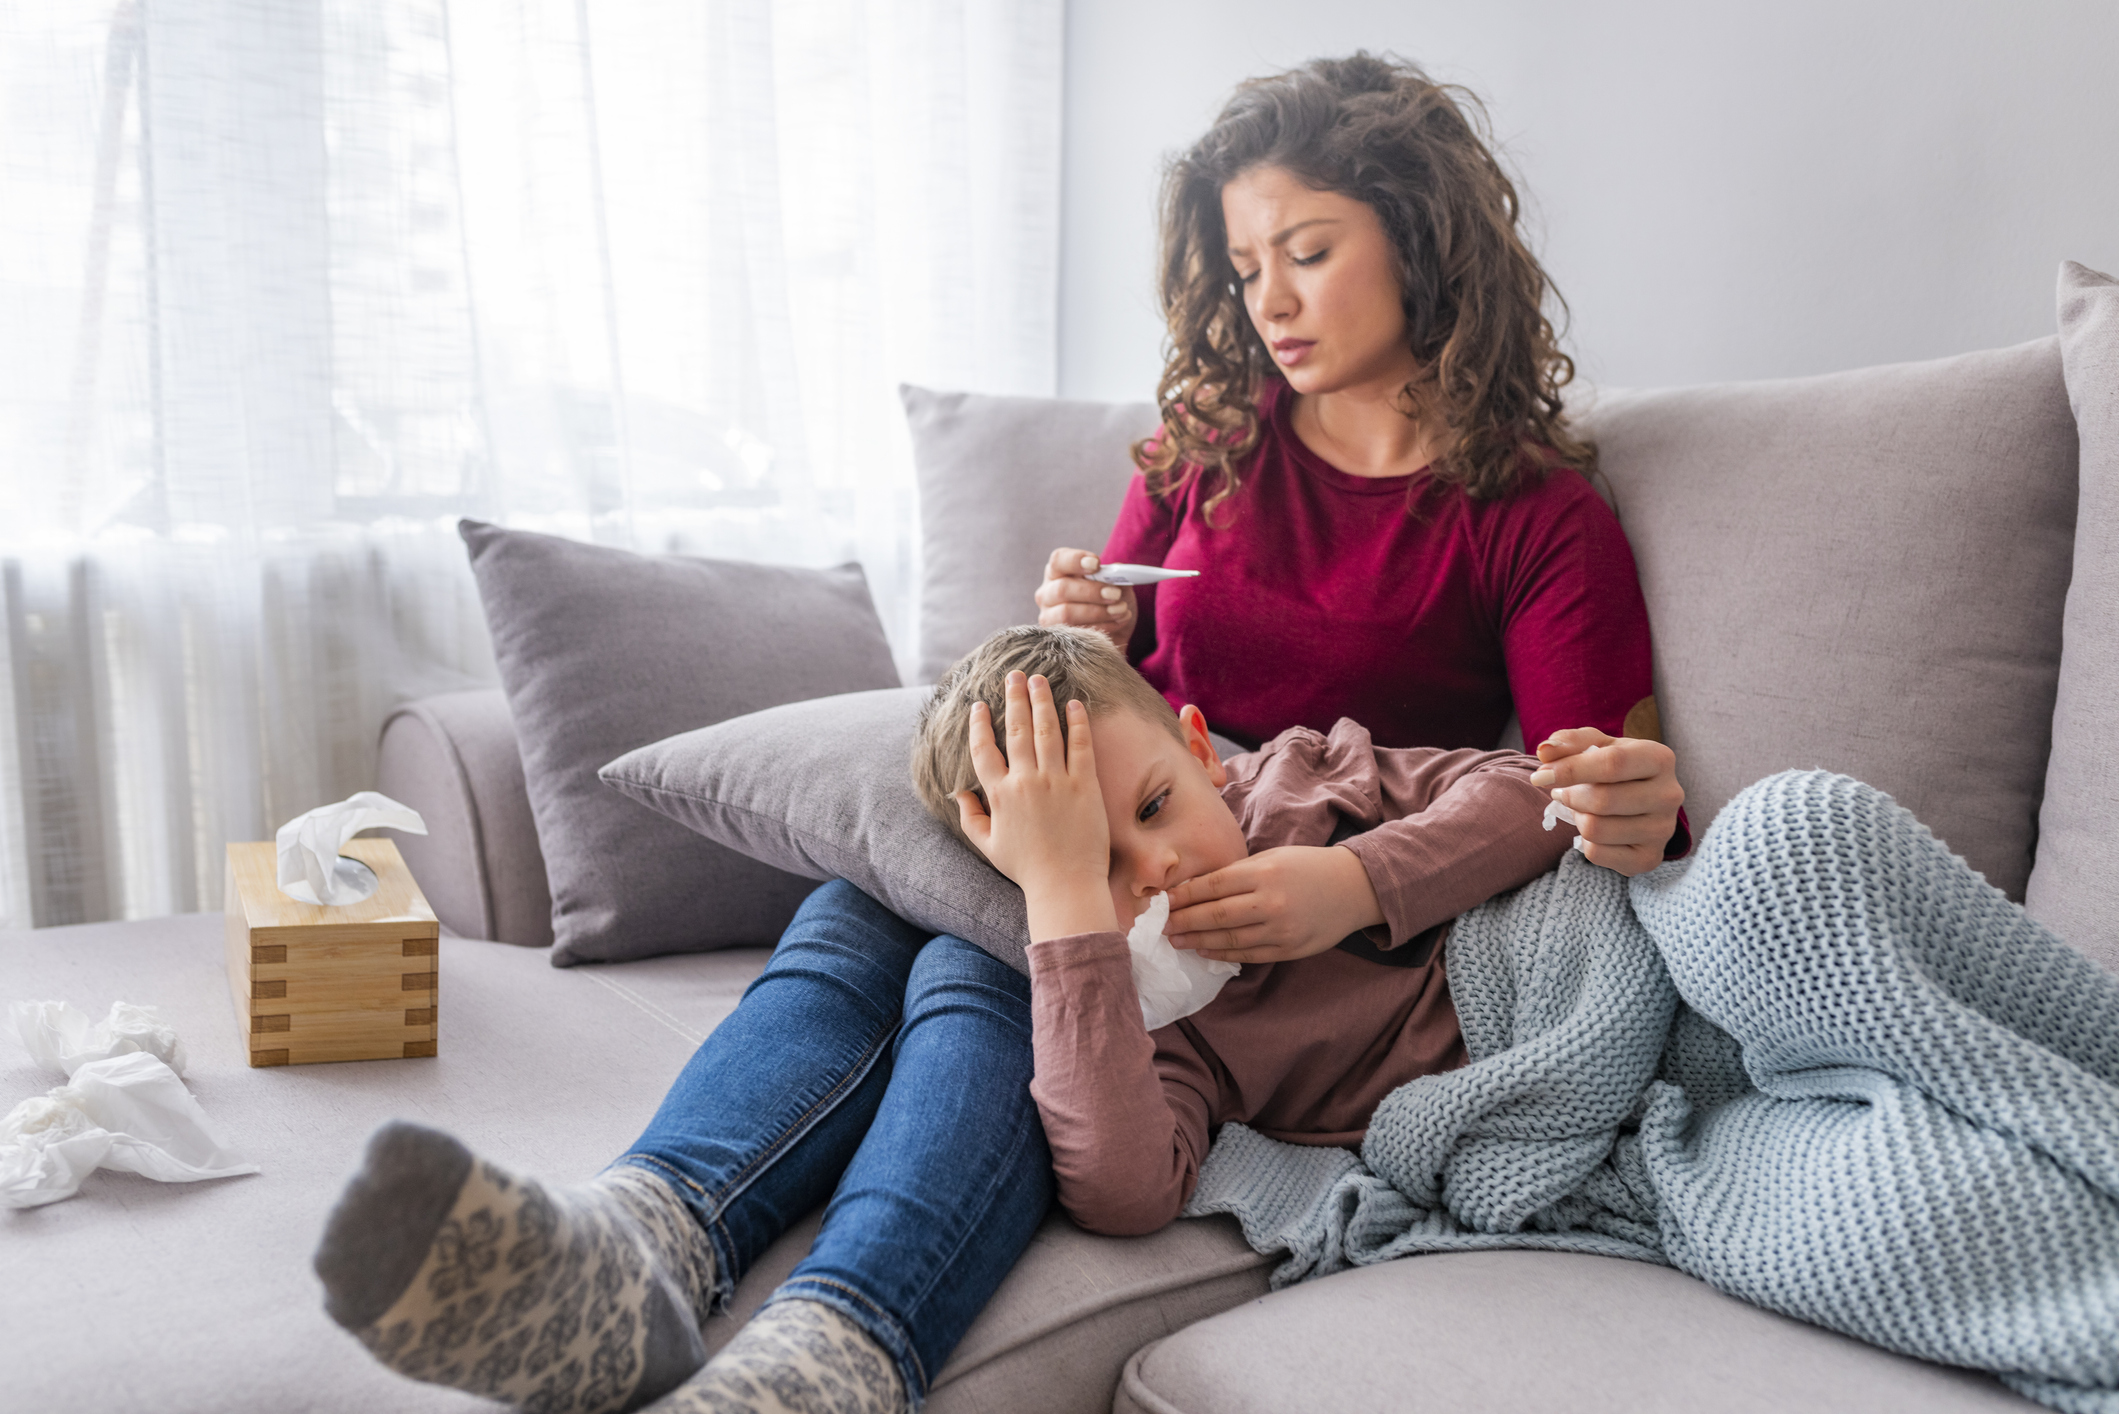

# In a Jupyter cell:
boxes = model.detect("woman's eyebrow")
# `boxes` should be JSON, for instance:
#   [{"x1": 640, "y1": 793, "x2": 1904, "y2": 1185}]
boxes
[{"x1": 1228, "y1": 217, "x2": 1342, "y2": 259}]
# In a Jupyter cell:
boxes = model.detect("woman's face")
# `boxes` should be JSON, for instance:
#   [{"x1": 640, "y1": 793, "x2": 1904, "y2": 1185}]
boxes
[{"x1": 1221, "y1": 165, "x2": 1417, "y2": 398}]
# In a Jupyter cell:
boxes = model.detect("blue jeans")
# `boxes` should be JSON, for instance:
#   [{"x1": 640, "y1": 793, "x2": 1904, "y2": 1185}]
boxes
[{"x1": 613, "y1": 880, "x2": 1053, "y2": 1403}]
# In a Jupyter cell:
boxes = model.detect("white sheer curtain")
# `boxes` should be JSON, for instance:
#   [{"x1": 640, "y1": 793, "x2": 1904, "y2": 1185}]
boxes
[{"x1": 0, "y1": 0, "x2": 1061, "y2": 928}]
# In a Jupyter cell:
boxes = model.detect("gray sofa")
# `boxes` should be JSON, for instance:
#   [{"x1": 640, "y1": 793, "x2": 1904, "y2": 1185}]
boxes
[{"x1": 4, "y1": 265, "x2": 2113, "y2": 1414}]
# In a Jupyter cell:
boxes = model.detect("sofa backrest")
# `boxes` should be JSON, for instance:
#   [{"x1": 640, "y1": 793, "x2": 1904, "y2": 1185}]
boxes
[
  {"x1": 904, "y1": 384, "x2": 1157, "y2": 683},
  {"x1": 1578, "y1": 338, "x2": 2078, "y2": 902},
  {"x1": 908, "y1": 339, "x2": 2081, "y2": 906},
  {"x1": 2027, "y1": 264, "x2": 2119, "y2": 970}
]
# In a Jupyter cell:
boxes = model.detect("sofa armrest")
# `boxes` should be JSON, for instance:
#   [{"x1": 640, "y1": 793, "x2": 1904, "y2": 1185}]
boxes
[{"x1": 378, "y1": 689, "x2": 553, "y2": 947}]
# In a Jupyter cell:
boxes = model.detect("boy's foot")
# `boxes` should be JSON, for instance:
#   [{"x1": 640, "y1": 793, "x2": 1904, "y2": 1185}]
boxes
[
  {"x1": 313, "y1": 1120, "x2": 716, "y2": 1414},
  {"x1": 648, "y1": 1299, "x2": 908, "y2": 1414}
]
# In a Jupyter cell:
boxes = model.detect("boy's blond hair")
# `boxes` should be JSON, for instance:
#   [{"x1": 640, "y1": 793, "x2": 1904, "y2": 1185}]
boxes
[{"x1": 913, "y1": 625, "x2": 1186, "y2": 849}]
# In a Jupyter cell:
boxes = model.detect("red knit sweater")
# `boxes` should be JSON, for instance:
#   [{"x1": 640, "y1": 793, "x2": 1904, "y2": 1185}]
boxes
[
  {"x1": 1103, "y1": 378, "x2": 1687, "y2": 856},
  {"x1": 1106, "y1": 380, "x2": 1651, "y2": 749}
]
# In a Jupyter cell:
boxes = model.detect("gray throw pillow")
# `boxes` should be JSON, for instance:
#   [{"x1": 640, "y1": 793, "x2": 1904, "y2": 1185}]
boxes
[
  {"x1": 1578, "y1": 337, "x2": 2078, "y2": 902},
  {"x1": 2027, "y1": 263, "x2": 2119, "y2": 972},
  {"x1": 460, "y1": 520, "x2": 902, "y2": 965},
  {"x1": 600, "y1": 687, "x2": 1034, "y2": 973},
  {"x1": 903, "y1": 385, "x2": 1156, "y2": 683}
]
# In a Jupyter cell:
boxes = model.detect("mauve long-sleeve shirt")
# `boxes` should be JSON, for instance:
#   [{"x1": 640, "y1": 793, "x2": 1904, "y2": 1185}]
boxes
[{"x1": 1027, "y1": 718, "x2": 1574, "y2": 1237}]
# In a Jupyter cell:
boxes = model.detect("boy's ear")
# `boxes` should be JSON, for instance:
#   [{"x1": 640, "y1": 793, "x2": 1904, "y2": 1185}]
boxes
[{"x1": 1177, "y1": 704, "x2": 1226, "y2": 787}]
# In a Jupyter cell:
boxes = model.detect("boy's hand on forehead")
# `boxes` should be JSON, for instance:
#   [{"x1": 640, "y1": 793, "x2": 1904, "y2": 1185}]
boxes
[
  {"x1": 1163, "y1": 845, "x2": 1384, "y2": 965},
  {"x1": 957, "y1": 671, "x2": 1119, "y2": 941}
]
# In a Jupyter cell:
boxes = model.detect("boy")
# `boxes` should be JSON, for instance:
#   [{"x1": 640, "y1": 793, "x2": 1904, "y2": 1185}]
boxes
[
  {"x1": 924, "y1": 629, "x2": 2119, "y2": 1413},
  {"x1": 911, "y1": 624, "x2": 1576, "y2": 1235}
]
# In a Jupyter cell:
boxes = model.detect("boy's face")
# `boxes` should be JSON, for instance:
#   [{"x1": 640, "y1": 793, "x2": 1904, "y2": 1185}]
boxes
[{"x1": 1091, "y1": 704, "x2": 1249, "y2": 926}]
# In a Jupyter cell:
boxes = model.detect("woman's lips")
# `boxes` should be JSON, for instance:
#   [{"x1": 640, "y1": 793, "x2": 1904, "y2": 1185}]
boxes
[{"x1": 1273, "y1": 339, "x2": 1315, "y2": 366}]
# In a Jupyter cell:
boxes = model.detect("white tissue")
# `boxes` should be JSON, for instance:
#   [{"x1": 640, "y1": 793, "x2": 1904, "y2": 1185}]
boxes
[
  {"x1": 0, "y1": 1051, "x2": 258, "y2": 1209},
  {"x1": 1542, "y1": 798, "x2": 1590, "y2": 854},
  {"x1": 11, "y1": 1000, "x2": 187, "y2": 1078},
  {"x1": 276, "y1": 790, "x2": 427, "y2": 905},
  {"x1": 1086, "y1": 563, "x2": 1202, "y2": 587},
  {"x1": 1126, "y1": 893, "x2": 1241, "y2": 1031}
]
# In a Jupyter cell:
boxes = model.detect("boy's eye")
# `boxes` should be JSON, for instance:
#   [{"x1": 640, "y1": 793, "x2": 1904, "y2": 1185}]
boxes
[{"x1": 1139, "y1": 790, "x2": 1169, "y2": 823}]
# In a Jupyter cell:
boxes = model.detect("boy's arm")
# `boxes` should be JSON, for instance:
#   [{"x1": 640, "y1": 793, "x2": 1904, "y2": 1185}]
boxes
[
  {"x1": 1169, "y1": 724, "x2": 1568, "y2": 962},
  {"x1": 1337, "y1": 747, "x2": 1572, "y2": 948},
  {"x1": 957, "y1": 672, "x2": 1208, "y2": 1233},
  {"x1": 1027, "y1": 932, "x2": 1214, "y2": 1236}
]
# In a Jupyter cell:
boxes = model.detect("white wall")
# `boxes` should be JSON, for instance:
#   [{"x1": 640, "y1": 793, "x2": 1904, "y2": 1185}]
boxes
[{"x1": 1059, "y1": 0, "x2": 2119, "y2": 401}]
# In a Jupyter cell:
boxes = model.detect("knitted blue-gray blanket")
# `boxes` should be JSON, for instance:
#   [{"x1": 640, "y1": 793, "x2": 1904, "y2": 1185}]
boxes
[{"x1": 1183, "y1": 771, "x2": 2119, "y2": 1411}]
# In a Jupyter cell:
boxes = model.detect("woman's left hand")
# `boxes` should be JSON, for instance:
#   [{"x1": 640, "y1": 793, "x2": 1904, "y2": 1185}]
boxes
[
  {"x1": 1162, "y1": 845, "x2": 1384, "y2": 965},
  {"x1": 1533, "y1": 729, "x2": 1685, "y2": 877}
]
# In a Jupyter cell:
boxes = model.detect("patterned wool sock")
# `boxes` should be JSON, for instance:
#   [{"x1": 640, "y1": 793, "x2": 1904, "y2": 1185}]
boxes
[
  {"x1": 647, "y1": 1298, "x2": 908, "y2": 1414},
  {"x1": 313, "y1": 1120, "x2": 715, "y2": 1414}
]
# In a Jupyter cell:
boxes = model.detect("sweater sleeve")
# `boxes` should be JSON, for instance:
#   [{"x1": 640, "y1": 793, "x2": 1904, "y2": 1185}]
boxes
[
  {"x1": 1336, "y1": 746, "x2": 1575, "y2": 948},
  {"x1": 1480, "y1": 474, "x2": 1691, "y2": 860},
  {"x1": 1026, "y1": 930, "x2": 1215, "y2": 1236}
]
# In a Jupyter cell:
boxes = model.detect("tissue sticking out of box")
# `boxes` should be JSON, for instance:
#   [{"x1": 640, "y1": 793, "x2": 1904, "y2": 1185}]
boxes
[
  {"x1": 1543, "y1": 798, "x2": 1590, "y2": 854},
  {"x1": 1126, "y1": 892, "x2": 1240, "y2": 1032},
  {"x1": 276, "y1": 791, "x2": 427, "y2": 906},
  {"x1": 1086, "y1": 563, "x2": 1201, "y2": 587}
]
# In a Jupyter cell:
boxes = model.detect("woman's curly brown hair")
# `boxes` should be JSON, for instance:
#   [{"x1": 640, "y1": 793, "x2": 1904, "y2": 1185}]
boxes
[{"x1": 1139, "y1": 52, "x2": 1594, "y2": 517}]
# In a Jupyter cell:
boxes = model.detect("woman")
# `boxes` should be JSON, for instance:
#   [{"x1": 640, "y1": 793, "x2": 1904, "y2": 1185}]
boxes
[
  {"x1": 1038, "y1": 53, "x2": 1686, "y2": 970},
  {"x1": 310, "y1": 52, "x2": 1683, "y2": 1414}
]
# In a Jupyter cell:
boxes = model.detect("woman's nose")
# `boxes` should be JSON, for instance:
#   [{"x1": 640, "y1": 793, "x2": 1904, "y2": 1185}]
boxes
[{"x1": 1253, "y1": 262, "x2": 1297, "y2": 324}]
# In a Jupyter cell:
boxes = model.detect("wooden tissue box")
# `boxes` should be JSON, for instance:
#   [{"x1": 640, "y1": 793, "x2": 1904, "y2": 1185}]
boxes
[{"x1": 224, "y1": 838, "x2": 439, "y2": 1067}]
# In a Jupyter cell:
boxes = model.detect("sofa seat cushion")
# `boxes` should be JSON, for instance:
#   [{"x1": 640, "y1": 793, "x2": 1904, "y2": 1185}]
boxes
[
  {"x1": 707, "y1": 1207, "x2": 1270, "y2": 1414},
  {"x1": 1, "y1": 913, "x2": 1271, "y2": 1414},
  {"x1": 1114, "y1": 1250, "x2": 2040, "y2": 1414},
  {"x1": 0, "y1": 913, "x2": 767, "y2": 1412}
]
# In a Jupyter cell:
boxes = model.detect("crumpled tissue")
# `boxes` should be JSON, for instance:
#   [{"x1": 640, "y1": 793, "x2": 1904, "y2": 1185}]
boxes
[
  {"x1": 276, "y1": 790, "x2": 427, "y2": 905},
  {"x1": 12, "y1": 998, "x2": 187, "y2": 1078},
  {"x1": 0, "y1": 1050, "x2": 258, "y2": 1209},
  {"x1": 1127, "y1": 892, "x2": 1240, "y2": 1032},
  {"x1": 1542, "y1": 798, "x2": 1589, "y2": 853}
]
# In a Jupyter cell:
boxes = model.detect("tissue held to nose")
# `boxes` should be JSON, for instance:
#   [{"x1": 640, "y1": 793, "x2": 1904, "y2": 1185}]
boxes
[
  {"x1": 276, "y1": 790, "x2": 427, "y2": 906},
  {"x1": 1126, "y1": 893, "x2": 1240, "y2": 1031}
]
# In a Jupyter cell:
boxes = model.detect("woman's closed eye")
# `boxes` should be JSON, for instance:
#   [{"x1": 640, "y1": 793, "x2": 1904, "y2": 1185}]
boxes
[{"x1": 1289, "y1": 247, "x2": 1327, "y2": 266}]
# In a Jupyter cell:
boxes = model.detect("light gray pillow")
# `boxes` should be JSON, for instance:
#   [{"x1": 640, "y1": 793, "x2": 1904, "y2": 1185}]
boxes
[
  {"x1": 2027, "y1": 263, "x2": 2119, "y2": 972},
  {"x1": 1578, "y1": 337, "x2": 2079, "y2": 902},
  {"x1": 459, "y1": 520, "x2": 903, "y2": 965},
  {"x1": 600, "y1": 687, "x2": 1034, "y2": 973},
  {"x1": 903, "y1": 385, "x2": 1156, "y2": 683}
]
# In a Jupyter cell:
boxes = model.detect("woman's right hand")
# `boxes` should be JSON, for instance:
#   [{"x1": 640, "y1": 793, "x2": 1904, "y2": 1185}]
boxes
[{"x1": 1035, "y1": 548, "x2": 1137, "y2": 651}]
